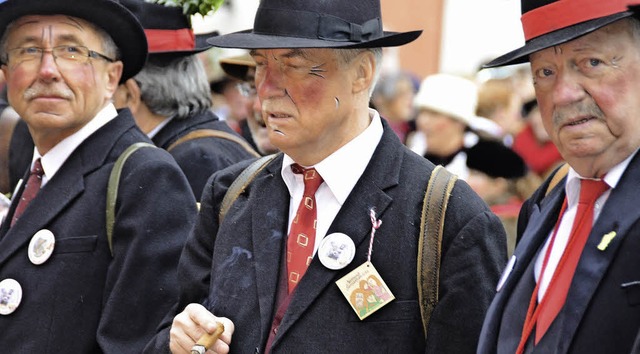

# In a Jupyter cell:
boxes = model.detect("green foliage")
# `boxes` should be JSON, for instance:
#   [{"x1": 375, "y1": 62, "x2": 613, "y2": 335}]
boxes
[{"x1": 145, "y1": 0, "x2": 225, "y2": 17}]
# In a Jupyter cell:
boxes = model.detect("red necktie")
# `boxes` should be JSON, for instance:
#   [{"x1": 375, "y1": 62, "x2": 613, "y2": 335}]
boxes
[
  {"x1": 11, "y1": 158, "x2": 44, "y2": 226},
  {"x1": 535, "y1": 179, "x2": 609, "y2": 341},
  {"x1": 517, "y1": 178, "x2": 609, "y2": 352},
  {"x1": 287, "y1": 164, "x2": 323, "y2": 294}
]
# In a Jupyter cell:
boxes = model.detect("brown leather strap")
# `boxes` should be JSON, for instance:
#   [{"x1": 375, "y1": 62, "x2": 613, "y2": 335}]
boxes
[
  {"x1": 166, "y1": 128, "x2": 260, "y2": 157},
  {"x1": 417, "y1": 165, "x2": 457, "y2": 339},
  {"x1": 219, "y1": 154, "x2": 279, "y2": 222},
  {"x1": 545, "y1": 163, "x2": 569, "y2": 197},
  {"x1": 0, "y1": 107, "x2": 21, "y2": 194}
]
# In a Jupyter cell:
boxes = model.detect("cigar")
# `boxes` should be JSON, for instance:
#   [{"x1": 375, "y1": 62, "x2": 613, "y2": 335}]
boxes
[{"x1": 190, "y1": 322, "x2": 225, "y2": 354}]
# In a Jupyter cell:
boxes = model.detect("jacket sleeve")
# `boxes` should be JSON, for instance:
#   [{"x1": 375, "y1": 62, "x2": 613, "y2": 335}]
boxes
[
  {"x1": 425, "y1": 181, "x2": 508, "y2": 353},
  {"x1": 98, "y1": 148, "x2": 197, "y2": 353}
]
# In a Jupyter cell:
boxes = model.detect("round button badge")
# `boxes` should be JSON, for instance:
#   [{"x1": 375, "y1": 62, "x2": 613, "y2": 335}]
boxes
[
  {"x1": 0, "y1": 278, "x2": 22, "y2": 315},
  {"x1": 28, "y1": 229, "x2": 56, "y2": 265},
  {"x1": 318, "y1": 232, "x2": 356, "y2": 270}
]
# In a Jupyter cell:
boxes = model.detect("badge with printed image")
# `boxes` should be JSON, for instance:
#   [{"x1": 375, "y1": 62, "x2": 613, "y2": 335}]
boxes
[
  {"x1": 336, "y1": 261, "x2": 395, "y2": 320},
  {"x1": 28, "y1": 229, "x2": 56, "y2": 265},
  {"x1": 318, "y1": 232, "x2": 356, "y2": 270},
  {"x1": 0, "y1": 278, "x2": 22, "y2": 315}
]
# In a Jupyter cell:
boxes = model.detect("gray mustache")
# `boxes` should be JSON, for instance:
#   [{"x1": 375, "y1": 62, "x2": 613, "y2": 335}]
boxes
[{"x1": 24, "y1": 86, "x2": 73, "y2": 100}]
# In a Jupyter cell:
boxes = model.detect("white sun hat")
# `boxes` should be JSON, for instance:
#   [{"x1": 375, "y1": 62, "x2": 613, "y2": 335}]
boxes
[{"x1": 414, "y1": 73, "x2": 478, "y2": 126}]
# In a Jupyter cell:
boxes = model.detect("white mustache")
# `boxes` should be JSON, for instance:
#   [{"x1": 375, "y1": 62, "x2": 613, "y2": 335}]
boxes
[
  {"x1": 553, "y1": 100, "x2": 604, "y2": 125},
  {"x1": 24, "y1": 85, "x2": 73, "y2": 100}
]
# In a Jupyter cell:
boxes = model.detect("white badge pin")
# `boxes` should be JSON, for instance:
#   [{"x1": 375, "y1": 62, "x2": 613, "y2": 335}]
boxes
[
  {"x1": 28, "y1": 229, "x2": 56, "y2": 265},
  {"x1": 0, "y1": 278, "x2": 23, "y2": 315},
  {"x1": 496, "y1": 255, "x2": 516, "y2": 292},
  {"x1": 318, "y1": 233, "x2": 356, "y2": 270}
]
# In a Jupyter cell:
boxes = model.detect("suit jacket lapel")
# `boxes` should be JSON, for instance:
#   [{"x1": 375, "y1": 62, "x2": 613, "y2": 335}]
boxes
[
  {"x1": 481, "y1": 181, "x2": 565, "y2": 351},
  {"x1": 557, "y1": 154, "x2": 640, "y2": 351},
  {"x1": 0, "y1": 113, "x2": 134, "y2": 266},
  {"x1": 250, "y1": 155, "x2": 290, "y2": 338},
  {"x1": 274, "y1": 126, "x2": 399, "y2": 344}
]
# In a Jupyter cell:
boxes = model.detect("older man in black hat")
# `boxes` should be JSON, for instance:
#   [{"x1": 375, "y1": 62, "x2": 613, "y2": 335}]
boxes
[
  {"x1": 478, "y1": 1, "x2": 640, "y2": 353},
  {"x1": 115, "y1": 0, "x2": 259, "y2": 201},
  {"x1": 149, "y1": 0, "x2": 507, "y2": 353},
  {"x1": 0, "y1": 0, "x2": 197, "y2": 352}
]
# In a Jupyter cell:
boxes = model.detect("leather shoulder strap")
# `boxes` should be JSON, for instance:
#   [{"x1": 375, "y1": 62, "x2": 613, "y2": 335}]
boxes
[
  {"x1": 167, "y1": 128, "x2": 260, "y2": 158},
  {"x1": 417, "y1": 165, "x2": 457, "y2": 339},
  {"x1": 545, "y1": 163, "x2": 569, "y2": 197},
  {"x1": 106, "y1": 142, "x2": 156, "y2": 256},
  {"x1": 219, "y1": 154, "x2": 279, "y2": 223}
]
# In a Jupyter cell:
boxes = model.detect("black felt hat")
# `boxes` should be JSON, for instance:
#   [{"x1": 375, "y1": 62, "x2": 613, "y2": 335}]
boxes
[
  {"x1": 466, "y1": 139, "x2": 527, "y2": 179},
  {"x1": 206, "y1": 0, "x2": 422, "y2": 49},
  {"x1": 485, "y1": 0, "x2": 632, "y2": 68},
  {"x1": 0, "y1": 0, "x2": 147, "y2": 83},
  {"x1": 120, "y1": 0, "x2": 214, "y2": 57}
]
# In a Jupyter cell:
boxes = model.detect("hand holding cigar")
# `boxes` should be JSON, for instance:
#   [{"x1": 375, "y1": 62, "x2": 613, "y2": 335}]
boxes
[{"x1": 190, "y1": 322, "x2": 225, "y2": 354}]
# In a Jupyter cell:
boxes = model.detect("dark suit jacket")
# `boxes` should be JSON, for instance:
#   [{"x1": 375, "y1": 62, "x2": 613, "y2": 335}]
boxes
[
  {"x1": 147, "y1": 122, "x2": 507, "y2": 353},
  {"x1": 152, "y1": 110, "x2": 257, "y2": 201},
  {"x1": 478, "y1": 154, "x2": 640, "y2": 353},
  {"x1": 0, "y1": 110, "x2": 197, "y2": 353}
]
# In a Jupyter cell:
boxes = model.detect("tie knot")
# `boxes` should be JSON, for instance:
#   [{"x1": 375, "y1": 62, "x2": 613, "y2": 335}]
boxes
[
  {"x1": 31, "y1": 158, "x2": 44, "y2": 178},
  {"x1": 292, "y1": 163, "x2": 323, "y2": 195},
  {"x1": 578, "y1": 179, "x2": 609, "y2": 204}
]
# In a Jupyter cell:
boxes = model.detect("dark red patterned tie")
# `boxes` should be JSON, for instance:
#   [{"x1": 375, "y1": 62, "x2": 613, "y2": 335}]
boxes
[
  {"x1": 287, "y1": 164, "x2": 324, "y2": 294},
  {"x1": 11, "y1": 158, "x2": 44, "y2": 226}
]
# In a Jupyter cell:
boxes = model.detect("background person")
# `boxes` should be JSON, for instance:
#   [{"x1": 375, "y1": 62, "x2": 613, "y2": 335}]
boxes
[{"x1": 115, "y1": 0, "x2": 258, "y2": 201}]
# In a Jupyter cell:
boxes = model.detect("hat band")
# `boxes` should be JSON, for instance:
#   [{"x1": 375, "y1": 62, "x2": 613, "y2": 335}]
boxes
[
  {"x1": 254, "y1": 8, "x2": 383, "y2": 42},
  {"x1": 145, "y1": 28, "x2": 196, "y2": 52},
  {"x1": 522, "y1": 0, "x2": 627, "y2": 41}
]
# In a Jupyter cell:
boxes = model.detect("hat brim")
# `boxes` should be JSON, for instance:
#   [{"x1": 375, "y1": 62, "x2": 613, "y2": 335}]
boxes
[
  {"x1": 0, "y1": 0, "x2": 147, "y2": 83},
  {"x1": 206, "y1": 29, "x2": 422, "y2": 49},
  {"x1": 220, "y1": 54, "x2": 255, "y2": 81},
  {"x1": 484, "y1": 11, "x2": 632, "y2": 68}
]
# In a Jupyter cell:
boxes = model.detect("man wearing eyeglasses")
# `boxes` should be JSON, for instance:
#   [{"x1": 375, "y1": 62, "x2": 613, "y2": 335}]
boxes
[
  {"x1": 0, "y1": 0, "x2": 198, "y2": 352},
  {"x1": 114, "y1": 0, "x2": 259, "y2": 201}
]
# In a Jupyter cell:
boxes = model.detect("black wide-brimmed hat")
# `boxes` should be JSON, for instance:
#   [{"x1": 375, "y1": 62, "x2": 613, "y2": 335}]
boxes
[
  {"x1": 206, "y1": 0, "x2": 422, "y2": 49},
  {"x1": 0, "y1": 0, "x2": 147, "y2": 83},
  {"x1": 485, "y1": 0, "x2": 632, "y2": 68},
  {"x1": 120, "y1": 0, "x2": 213, "y2": 57}
]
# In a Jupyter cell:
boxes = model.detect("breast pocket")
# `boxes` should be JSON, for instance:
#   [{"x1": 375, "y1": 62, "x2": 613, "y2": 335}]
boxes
[
  {"x1": 55, "y1": 235, "x2": 98, "y2": 254},
  {"x1": 622, "y1": 281, "x2": 640, "y2": 306}
]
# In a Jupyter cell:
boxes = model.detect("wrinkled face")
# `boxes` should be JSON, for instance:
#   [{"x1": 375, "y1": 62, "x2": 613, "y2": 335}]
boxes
[
  {"x1": 529, "y1": 19, "x2": 640, "y2": 176},
  {"x1": 250, "y1": 48, "x2": 361, "y2": 164},
  {"x1": 1, "y1": 15, "x2": 122, "y2": 152}
]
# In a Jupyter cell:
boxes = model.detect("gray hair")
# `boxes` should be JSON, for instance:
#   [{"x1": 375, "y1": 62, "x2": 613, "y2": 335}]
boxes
[
  {"x1": 134, "y1": 55, "x2": 212, "y2": 120},
  {"x1": 335, "y1": 47, "x2": 383, "y2": 96}
]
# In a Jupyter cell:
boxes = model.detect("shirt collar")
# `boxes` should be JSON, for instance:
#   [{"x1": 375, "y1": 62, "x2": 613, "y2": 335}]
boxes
[
  {"x1": 34, "y1": 103, "x2": 118, "y2": 184},
  {"x1": 565, "y1": 148, "x2": 638, "y2": 204},
  {"x1": 282, "y1": 108, "x2": 384, "y2": 204}
]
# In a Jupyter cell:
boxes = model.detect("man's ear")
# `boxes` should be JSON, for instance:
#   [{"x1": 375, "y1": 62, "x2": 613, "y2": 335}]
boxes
[
  {"x1": 114, "y1": 78, "x2": 142, "y2": 113},
  {"x1": 352, "y1": 51, "x2": 375, "y2": 95}
]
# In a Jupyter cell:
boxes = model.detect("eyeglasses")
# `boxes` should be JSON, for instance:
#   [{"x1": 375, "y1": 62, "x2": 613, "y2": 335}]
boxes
[
  {"x1": 236, "y1": 82, "x2": 257, "y2": 97},
  {"x1": 4, "y1": 45, "x2": 115, "y2": 71}
]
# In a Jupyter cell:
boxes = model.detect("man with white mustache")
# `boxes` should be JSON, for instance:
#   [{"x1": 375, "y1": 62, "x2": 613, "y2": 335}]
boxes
[
  {"x1": 0, "y1": 0, "x2": 197, "y2": 352},
  {"x1": 478, "y1": 1, "x2": 640, "y2": 353}
]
